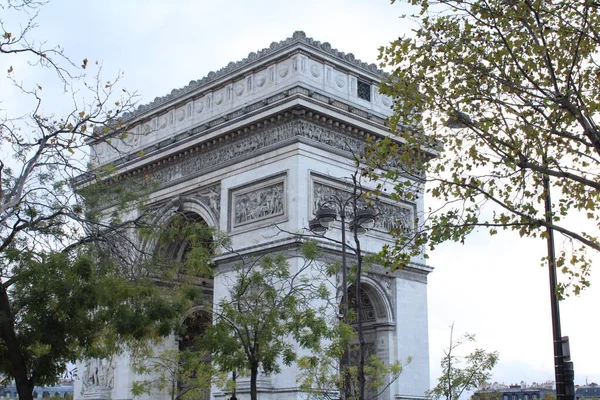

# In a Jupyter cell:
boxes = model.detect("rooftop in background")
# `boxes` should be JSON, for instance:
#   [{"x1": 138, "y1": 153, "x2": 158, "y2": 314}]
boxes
[
  {"x1": 0, "y1": 381, "x2": 73, "y2": 399},
  {"x1": 575, "y1": 383, "x2": 600, "y2": 399},
  {"x1": 475, "y1": 381, "x2": 600, "y2": 400}
]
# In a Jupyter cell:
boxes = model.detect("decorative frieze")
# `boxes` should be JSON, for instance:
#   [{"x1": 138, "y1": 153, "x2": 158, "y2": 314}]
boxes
[
  {"x1": 88, "y1": 83, "x2": 390, "y2": 169},
  {"x1": 229, "y1": 174, "x2": 287, "y2": 232},
  {"x1": 312, "y1": 179, "x2": 415, "y2": 235},
  {"x1": 121, "y1": 120, "x2": 363, "y2": 193}
]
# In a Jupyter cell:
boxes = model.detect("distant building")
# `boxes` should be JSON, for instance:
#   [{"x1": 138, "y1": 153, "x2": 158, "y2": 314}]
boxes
[
  {"x1": 576, "y1": 383, "x2": 600, "y2": 399},
  {"x1": 475, "y1": 381, "x2": 600, "y2": 400},
  {"x1": 0, "y1": 380, "x2": 73, "y2": 399},
  {"x1": 474, "y1": 382, "x2": 555, "y2": 400}
]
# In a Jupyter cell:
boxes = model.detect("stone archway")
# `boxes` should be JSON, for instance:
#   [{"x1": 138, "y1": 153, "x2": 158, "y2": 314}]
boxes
[
  {"x1": 347, "y1": 279, "x2": 395, "y2": 398},
  {"x1": 151, "y1": 207, "x2": 216, "y2": 296},
  {"x1": 177, "y1": 310, "x2": 212, "y2": 400},
  {"x1": 179, "y1": 309, "x2": 211, "y2": 352},
  {"x1": 149, "y1": 202, "x2": 217, "y2": 400}
]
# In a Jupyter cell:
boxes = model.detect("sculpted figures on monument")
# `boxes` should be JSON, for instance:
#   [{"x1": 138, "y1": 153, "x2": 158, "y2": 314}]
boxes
[
  {"x1": 233, "y1": 183, "x2": 285, "y2": 226},
  {"x1": 312, "y1": 181, "x2": 414, "y2": 234},
  {"x1": 81, "y1": 358, "x2": 116, "y2": 393},
  {"x1": 196, "y1": 184, "x2": 221, "y2": 216}
]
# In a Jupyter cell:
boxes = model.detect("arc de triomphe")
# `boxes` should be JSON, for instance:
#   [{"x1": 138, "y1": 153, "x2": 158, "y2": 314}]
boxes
[{"x1": 75, "y1": 31, "x2": 432, "y2": 400}]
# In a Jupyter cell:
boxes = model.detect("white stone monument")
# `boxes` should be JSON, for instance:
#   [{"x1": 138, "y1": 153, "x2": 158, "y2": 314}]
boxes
[{"x1": 75, "y1": 31, "x2": 432, "y2": 400}]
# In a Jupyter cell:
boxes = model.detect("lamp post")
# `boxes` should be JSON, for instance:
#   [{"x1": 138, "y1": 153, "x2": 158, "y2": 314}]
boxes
[
  {"x1": 446, "y1": 115, "x2": 574, "y2": 400},
  {"x1": 309, "y1": 196, "x2": 376, "y2": 400},
  {"x1": 543, "y1": 164, "x2": 574, "y2": 400}
]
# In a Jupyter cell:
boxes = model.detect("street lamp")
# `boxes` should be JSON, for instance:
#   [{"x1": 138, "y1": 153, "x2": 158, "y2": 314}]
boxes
[
  {"x1": 309, "y1": 196, "x2": 376, "y2": 400},
  {"x1": 447, "y1": 113, "x2": 574, "y2": 400}
]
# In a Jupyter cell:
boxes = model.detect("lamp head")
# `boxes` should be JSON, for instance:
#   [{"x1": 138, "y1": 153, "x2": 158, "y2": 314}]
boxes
[
  {"x1": 309, "y1": 218, "x2": 328, "y2": 234},
  {"x1": 351, "y1": 208, "x2": 377, "y2": 234},
  {"x1": 315, "y1": 207, "x2": 338, "y2": 229}
]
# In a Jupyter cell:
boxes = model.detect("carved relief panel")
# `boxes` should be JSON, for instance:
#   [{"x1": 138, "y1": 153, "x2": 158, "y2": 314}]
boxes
[
  {"x1": 228, "y1": 174, "x2": 287, "y2": 232},
  {"x1": 311, "y1": 174, "x2": 415, "y2": 236},
  {"x1": 81, "y1": 357, "x2": 116, "y2": 395}
]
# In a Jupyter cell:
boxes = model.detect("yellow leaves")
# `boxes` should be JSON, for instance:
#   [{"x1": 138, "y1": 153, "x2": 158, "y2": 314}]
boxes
[
  {"x1": 28, "y1": 342, "x2": 51, "y2": 357},
  {"x1": 7, "y1": 66, "x2": 13, "y2": 74},
  {"x1": 68, "y1": 148, "x2": 74, "y2": 154},
  {"x1": 2, "y1": 31, "x2": 11, "y2": 40},
  {"x1": 82, "y1": 58, "x2": 88, "y2": 69},
  {"x1": 139, "y1": 150, "x2": 145, "y2": 157}
]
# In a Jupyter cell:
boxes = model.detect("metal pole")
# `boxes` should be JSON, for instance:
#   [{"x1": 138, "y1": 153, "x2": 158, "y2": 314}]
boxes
[
  {"x1": 340, "y1": 208, "x2": 349, "y2": 400},
  {"x1": 543, "y1": 172, "x2": 565, "y2": 400},
  {"x1": 340, "y1": 208, "x2": 348, "y2": 324}
]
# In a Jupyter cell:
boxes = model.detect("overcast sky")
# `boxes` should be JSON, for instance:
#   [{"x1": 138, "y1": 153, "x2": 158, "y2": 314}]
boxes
[{"x1": 2, "y1": 0, "x2": 598, "y2": 391}]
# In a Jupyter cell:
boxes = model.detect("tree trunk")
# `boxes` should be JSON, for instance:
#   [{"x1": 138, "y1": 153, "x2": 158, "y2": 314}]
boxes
[
  {"x1": 355, "y1": 253, "x2": 366, "y2": 400},
  {"x1": 0, "y1": 284, "x2": 34, "y2": 400},
  {"x1": 250, "y1": 363, "x2": 258, "y2": 400}
]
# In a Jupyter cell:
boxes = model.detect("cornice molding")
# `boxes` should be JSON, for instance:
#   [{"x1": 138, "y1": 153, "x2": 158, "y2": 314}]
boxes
[{"x1": 121, "y1": 31, "x2": 389, "y2": 123}]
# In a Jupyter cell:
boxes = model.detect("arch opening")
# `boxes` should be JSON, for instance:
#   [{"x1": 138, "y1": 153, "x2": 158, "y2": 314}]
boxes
[
  {"x1": 346, "y1": 281, "x2": 394, "y2": 399},
  {"x1": 153, "y1": 209, "x2": 215, "y2": 400},
  {"x1": 177, "y1": 311, "x2": 212, "y2": 400},
  {"x1": 153, "y1": 211, "x2": 216, "y2": 292}
]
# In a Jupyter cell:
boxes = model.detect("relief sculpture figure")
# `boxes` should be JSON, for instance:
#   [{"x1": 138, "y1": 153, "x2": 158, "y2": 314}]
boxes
[
  {"x1": 81, "y1": 357, "x2": 116, "y2": 393},
  {"x1": 234, "y1": 183, "x2": 284, "y2": 226}
]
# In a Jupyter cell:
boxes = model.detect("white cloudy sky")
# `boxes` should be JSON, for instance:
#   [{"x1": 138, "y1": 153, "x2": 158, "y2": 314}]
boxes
[{"x1": 2, "y1": 0, "x2": 598, "y2": 391}]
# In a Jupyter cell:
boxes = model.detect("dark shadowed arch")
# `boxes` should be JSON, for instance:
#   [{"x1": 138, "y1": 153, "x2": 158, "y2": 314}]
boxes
[
  {"x1": 347, "y1": 279, "x2": 395, "y2": 399},
  {"x1": 149, "y1": 202, "x2": 216, "y2": 400},
  {"x1": 177, "y1": 309, "x2": 212, "y2": 400}
]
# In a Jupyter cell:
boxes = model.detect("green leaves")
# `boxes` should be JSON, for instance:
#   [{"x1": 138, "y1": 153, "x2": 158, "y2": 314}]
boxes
[
  {"x1": 198, "y1": 252, "x2": 329, "y2": 399},
  {"x1": 2, "y1": 250, "x2": 176, "y2": 387},
  {"x1": 373, "y1": 0, "x2": 600, "y2": 293}
]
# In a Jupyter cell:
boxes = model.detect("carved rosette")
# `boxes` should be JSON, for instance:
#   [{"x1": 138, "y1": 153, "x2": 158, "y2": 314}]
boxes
[{"x1": 123, "y1": 31, "x2": 389, "y2": 120}]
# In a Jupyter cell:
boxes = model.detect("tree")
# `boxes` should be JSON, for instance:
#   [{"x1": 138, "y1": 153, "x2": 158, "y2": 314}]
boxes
[
  {"x1": 296, "y1": 170, "x2": 412, "y2": 400},
  {"x1": 542, "y1": 393, "x2": 558, "y2": 400},
  {"x1": 199, "y1": 242, "x2": 330, "y2": 400},
  {"x1": 0, "y1": 2, "x2": 198, "y2": 400},
  {"x1": 375, "y1": 0, "x2": 600, "y2": 294},
  {"x1": 131, "y1": 348, "x2": 212, "y2": 400},
  {"x1": 429, "y1": 325, "x2": 498, "y2": 400},
  {"x1": 297, "y1": 336, "x2": 411, "y2": 400},
  {"x1": 119, "y1": 216, "x2": 229, "y2": 400}
]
